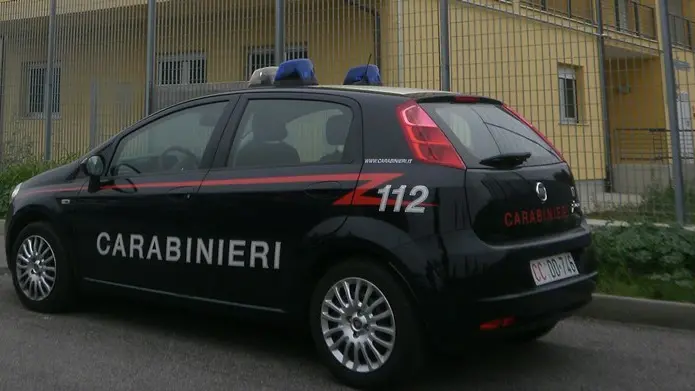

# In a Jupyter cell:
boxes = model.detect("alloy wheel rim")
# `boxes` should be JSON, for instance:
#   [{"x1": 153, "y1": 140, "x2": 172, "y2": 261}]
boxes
[
  {"x1": 320, "y1": 277, "x2": 396, "y2": 373},
  {"x1": 15, "y1": 235, "x2": 57, "y2": 302}
]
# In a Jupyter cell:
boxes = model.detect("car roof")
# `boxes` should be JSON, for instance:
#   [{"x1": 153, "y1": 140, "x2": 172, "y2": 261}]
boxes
[{"x1": 174, "y1": 83, "x2": 499, "y2": 109}]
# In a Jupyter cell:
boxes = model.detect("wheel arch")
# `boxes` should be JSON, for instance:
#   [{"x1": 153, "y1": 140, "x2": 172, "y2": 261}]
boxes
[
  {"x1": 6, "y1": 206, "x2": 70, "y2": 267},
  {"x1": 291, "y1": 217, "x2": 429, "y2": 326}
]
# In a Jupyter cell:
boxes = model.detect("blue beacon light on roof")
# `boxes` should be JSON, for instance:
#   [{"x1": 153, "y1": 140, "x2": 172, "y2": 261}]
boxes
[
  {"x1": 273, "y1": 58, "x2": 319, "y2": 86},
  {"x1": 343, "y1": 64, "x2": 382, "y2": 86}
]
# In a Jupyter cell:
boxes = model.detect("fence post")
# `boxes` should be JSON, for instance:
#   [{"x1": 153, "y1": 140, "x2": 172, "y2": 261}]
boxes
[
  {"x1": 397, "y1": 0, "x2": 404, "y2": 86},
  {"x1": 144, "y1": 0, "x2": 156, "y2": 116},
  {"x1": 89, "y1": 81, "x2": 98, "y2": 149},
  {"x1": 595, "y1": 0, "x2": 613, "y2": 193},
  {"x1": 275, "y1": 0, "x2": 285, "y2": 65},
  {"x1": 42, "y1": 0, "x2": 57, "y2": 161},
  {"x1": 657, "y1": 0, "x2": 687, "y2": 225},
  {"x1": 439, "y1": 0, "x2": 450, "y2": 91}
]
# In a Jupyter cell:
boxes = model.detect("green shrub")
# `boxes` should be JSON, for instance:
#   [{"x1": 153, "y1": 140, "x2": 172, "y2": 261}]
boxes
[
  {"x1": 590, "y1": 221, "x2": 695, "y2": 302},
  {"x1": 0, "y1": 155, "x2": 79, "y2": 216}
]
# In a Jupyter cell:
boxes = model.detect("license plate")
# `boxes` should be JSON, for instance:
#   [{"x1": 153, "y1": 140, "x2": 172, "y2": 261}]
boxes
[{"x1": 529, "y1": 252, "x2": 578, "y2": 286}]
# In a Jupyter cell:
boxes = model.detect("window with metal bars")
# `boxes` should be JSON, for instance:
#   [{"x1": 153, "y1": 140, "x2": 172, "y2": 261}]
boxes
[
  {"x1": 25, "y1": 63, "x2": 60, "y2": 118},
  {"x1": 558, "y1": 65, "x2": 579, "y2": 124},
  {"x1": 246, "y1": 45, "x2": 309, "y2": 79},
  {"x1": 157, "y1": 53, "x2": 207, "y2": 85}
]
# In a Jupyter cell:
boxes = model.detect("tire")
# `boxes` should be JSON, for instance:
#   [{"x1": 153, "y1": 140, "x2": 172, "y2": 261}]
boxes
[
  {"x1": 309, "y1": 258, "x2": 424, "y2": 390},
  {"x1": 9, "y1": 221, "x2": 77, "y2": 313},
  {"x1": 506, "y1": 321, "x2": 558, "y2": 344}
]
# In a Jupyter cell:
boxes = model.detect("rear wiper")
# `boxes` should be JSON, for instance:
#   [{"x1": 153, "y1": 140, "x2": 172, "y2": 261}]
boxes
[{"x1": 479, "y1": 152, "x2": 532, "y2": 168}]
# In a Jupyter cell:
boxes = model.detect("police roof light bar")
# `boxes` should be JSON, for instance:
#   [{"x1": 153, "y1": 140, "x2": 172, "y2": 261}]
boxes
[
  {"x1": 343, "y1": 64, "x2": 382, "y2": 86},
  {"x1": 248, "y1": 66, "x2": 279, "y2": 87},
  {"x1": 273, "y1": 58, "x2": 318, "y2": 86}
]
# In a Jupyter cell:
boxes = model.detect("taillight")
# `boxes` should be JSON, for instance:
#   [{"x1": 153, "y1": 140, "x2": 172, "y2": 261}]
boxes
[
  {"x1": 396, "y1": 100, "x2": 466, "y2": 169},
  {"x1": 502, "y1": 104, "x2": 566, "y2": 162}
]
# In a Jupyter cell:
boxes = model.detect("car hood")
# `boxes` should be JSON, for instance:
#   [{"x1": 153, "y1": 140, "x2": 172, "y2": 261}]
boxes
[{"x1": 21, "y1": 160, "x2": 82, "y2": 189}]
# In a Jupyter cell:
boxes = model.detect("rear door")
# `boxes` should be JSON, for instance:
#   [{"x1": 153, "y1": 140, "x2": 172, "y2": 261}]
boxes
[
  {"x1": 419, "y1": 100, "x2": 582, "y2": 245},
  {"x1": 196, "y1": 91, "x2": 363, "y2": 310}
]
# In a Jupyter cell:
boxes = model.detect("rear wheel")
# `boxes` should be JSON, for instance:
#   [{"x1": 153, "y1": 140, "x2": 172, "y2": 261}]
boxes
[
  {"x1": 9, "y1": 222, "x2": 77, "y2": 313},
  {"x1": 309, "y1": 259, "x2": 423, "y2": 390}
]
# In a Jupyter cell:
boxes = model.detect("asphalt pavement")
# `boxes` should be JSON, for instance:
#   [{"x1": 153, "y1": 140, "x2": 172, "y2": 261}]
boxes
[{"x1": 0, "y1": 273, "x2": 694, "y2": 391}]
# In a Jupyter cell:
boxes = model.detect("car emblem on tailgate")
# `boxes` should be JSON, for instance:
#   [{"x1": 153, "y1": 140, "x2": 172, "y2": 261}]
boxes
[{"x1": 535, "y1": 182, "x2": 548, "y2": 203}]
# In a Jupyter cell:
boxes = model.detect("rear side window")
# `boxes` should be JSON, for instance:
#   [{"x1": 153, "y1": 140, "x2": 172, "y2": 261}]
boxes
[
  {"x1": 227, "y1": 99, "x2": 354, "y2": 168},
  {"x1": 420, "y1": 103, "x2": 561, "y2": 167}
]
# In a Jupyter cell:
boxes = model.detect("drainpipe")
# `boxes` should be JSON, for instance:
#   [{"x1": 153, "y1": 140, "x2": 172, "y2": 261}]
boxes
[
  {"x1": 344, "y1": 0, "x2": 382, "y2": 70},
  {"x1": 595, "y1": 0, "x2": 613, "y2": 192}
]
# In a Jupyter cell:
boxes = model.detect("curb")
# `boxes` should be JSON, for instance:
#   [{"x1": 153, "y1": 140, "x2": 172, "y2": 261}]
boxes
[
  {"x1": 586, "y1": 218, "x2": 695, "y2": 231},
  {"x1": 577, "y1": 294, "x2": 695, "y2": 331}
]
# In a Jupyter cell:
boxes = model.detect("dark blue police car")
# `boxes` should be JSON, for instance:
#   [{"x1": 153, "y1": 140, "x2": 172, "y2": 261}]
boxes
[{"x1": 4, "y1": 58, "x2": 597, "y2": 389}]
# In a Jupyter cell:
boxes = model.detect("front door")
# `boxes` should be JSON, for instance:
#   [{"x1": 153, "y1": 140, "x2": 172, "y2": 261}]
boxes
[
  {"x1": 73, "y1": 98, "x2": 235, "y2": 298},
  {"x1": 196, "y1": 92, "x2": 363, "y2": 311}
]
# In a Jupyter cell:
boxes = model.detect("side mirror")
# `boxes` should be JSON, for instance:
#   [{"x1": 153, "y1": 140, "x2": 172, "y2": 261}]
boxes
[{"x1": 82, "y1": 155, "x2": 105, "y2": 177}]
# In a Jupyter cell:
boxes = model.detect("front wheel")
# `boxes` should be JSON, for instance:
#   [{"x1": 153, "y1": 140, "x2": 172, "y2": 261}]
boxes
[
  {"x1": 309, "y1": 259, "x2": 424, "y2": 390},
  {"x1": 9, "y1": 221, "x2": 77, "y2": 313}
]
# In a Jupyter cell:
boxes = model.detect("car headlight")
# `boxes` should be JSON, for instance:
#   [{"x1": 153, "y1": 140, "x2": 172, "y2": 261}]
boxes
[{"x1": 10, "y1": 182, "x2": 22, "y2": 201}]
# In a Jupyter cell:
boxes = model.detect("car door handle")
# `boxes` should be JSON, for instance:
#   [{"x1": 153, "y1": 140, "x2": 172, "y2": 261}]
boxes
[
  {"x1": 167, "y1": 186, "x2": 196, "y2": 201},
  {"x1": 304, "y1": 181, "x2": 342, "y2": 200}
]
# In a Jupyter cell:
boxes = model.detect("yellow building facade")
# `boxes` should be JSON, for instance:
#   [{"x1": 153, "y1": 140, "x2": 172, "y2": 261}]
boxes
[{"x1": 0, "y1": 0, "x2": 694, "y2": 198}]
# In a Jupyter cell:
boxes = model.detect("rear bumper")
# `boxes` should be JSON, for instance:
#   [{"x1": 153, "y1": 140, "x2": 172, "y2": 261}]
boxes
[
  {"x1": 474, "y1": 272, "x2": 596, "y2": 332},
  {"x1": 387, "y1": 223, "x2": 597, "y2": 349},
  {"x1": 426, "y1": 272, "x2": 597, "y2": 349}
]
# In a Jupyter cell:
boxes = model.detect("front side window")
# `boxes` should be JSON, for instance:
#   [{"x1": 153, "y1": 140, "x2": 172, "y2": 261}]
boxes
[
  {"x1": 228, "y1": 99, "x2": 353, "y2": 169},
  {"x1": 109, "y1": 101, "x2": 228, "y2": 176}
]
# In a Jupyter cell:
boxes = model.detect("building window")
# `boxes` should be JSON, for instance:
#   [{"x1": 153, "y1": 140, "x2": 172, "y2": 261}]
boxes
[
  {"x1": 247, "y1": 45, "x2": 309, "y2": 78},
  {"x1": 25, "y1": 63, "x2": 60, "y2": 117},
  {"x1": 558, "y1": 65, "x2": 579, "y2": 124},
  {"x1": 157, "y1": 53, "x2": 207, "y2": 85}
]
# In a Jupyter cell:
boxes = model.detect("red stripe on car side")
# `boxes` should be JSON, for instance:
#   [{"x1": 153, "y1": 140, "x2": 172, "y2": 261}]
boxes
[{"x1": 17, "y1": 172, "x2": 436, "y2": 207}]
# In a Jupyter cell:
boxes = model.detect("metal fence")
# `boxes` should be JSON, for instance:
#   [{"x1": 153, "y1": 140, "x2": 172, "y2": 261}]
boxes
[{"x1": 1, "y1": 0, "x2": 695, "y2": 224}]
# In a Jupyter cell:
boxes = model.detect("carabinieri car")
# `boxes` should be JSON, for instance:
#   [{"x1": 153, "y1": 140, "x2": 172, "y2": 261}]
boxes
[{"x1": 5, "y1": 58, "x2": 597, "y2": 389}]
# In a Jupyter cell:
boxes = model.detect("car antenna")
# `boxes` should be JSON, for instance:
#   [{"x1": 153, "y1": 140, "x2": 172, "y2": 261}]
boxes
[
  {"x1": 362, "y1": 53, "x2": 372, "y2": 81},
  {"x1": 354, "y1": 53, "x2": 373, "y2": 85}
]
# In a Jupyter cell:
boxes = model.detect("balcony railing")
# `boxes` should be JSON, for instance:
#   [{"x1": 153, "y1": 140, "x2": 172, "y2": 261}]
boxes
[
  {"x1": 520, "y1": 0, "x2": 595, "y2": 23},
  {"x1": 669, "y1": 14, "x2": 694, "y2": 49},
  {"x1": 602, "y1": 0, "x2": 656, "y2": 39}
]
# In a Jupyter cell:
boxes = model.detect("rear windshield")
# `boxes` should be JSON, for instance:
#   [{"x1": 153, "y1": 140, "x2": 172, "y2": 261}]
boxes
[{"x1": 420, "y1": 102, "x2": 561, "y2": 167}]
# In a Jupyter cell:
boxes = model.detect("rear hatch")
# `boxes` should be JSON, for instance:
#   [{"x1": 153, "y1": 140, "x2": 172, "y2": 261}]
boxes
[{"x1": 420, "y1": 99, "x2": 583, "y2": 245}]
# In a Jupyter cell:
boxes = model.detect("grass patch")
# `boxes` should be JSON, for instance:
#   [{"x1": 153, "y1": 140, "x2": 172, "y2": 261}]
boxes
[
  {"x1": 0, "y1": 156, "x2": 78, "y2": 216},
  {"x1": 588, "y1": 185, "x2": 695, "y2": 224},
  {"x1": 597, "y1": 270, "x2": 695, "y2": 303},
  {"x1": 590, "y1": 221, "x2": 695, "y2": 304}
]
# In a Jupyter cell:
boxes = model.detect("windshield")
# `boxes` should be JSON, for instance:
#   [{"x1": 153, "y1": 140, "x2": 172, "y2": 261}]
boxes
[{"x1": 420, "y1": 102, "x2": 561, "y2": 168}]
